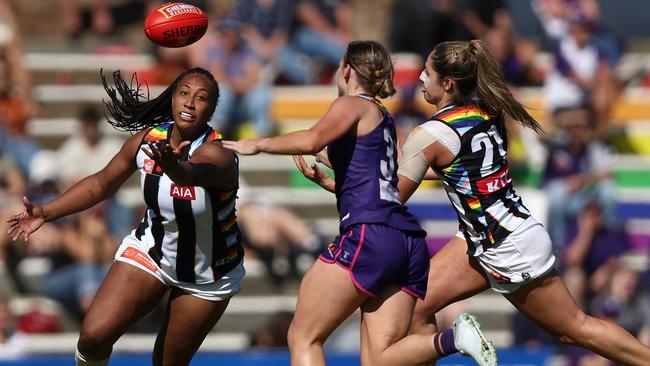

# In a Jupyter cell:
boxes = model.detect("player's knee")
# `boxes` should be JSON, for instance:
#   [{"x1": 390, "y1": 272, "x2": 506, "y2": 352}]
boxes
[
  {"x1": 287, "y1": 321, "x2": 323, "y2": 351},
  {"x1": 411, "y1": 304, "x2": 438, "y2": 334},
  {"x1": 77, "y1": 323, "x2": 114, "y2": 354},
  {"x1": 287, "y1": 321, "x2": 303, "y2": 350},
  {"x1": 557, "y1": 312, "x2": 592, "y2": 346}
]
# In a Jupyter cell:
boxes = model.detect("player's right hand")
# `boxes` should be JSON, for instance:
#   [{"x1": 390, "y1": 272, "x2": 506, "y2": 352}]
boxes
[{"x1": 6, "y1": 196, "x2": 45, "y2": 242}]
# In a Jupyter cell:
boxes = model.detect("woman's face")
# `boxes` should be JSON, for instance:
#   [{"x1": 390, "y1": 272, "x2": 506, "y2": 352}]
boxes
[
  {"x1": 171, "y1": 73, "x2": 216, "y2": 132},
  {"x1": 420, "y1": 56, "x2": 444, "y2": 106}
]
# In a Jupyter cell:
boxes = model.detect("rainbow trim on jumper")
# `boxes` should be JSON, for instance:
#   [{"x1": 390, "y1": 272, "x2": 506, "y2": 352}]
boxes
[
  {"x1": 356, "y1": 93, "x2": 389, "y2": 113},
  {"x1": 436, "y1": 105, "x2": 491, "y2": 125},
  {"x1": 143, "y1": 122, "x2": 223, "y2": 143},
  {"x1": 436, "y1": 105, "x2": 491, "y2": 134},
  {"x1": 144, "y1": 122, "x2": 172, "y2": 142},
  {"x1": 207, "y1": 130, "x2": 223, "y2": 141}
]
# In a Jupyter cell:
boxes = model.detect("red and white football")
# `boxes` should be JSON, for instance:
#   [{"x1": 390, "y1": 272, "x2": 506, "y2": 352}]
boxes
[{"x1": 144, "y1": 3, "x2": 208, "y2": 48}]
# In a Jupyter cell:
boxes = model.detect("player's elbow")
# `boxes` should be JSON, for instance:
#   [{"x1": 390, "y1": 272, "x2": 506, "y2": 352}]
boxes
[{"x1": 301, "y1": 134, "x2": 325, "y2": 155}]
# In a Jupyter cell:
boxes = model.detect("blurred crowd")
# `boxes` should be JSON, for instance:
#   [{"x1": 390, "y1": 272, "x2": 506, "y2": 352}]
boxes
[{"x1": 0, "y1": 0, "x2": 647, "y2": 362}]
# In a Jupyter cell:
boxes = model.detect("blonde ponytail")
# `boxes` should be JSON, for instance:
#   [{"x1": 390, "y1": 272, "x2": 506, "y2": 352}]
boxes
[{"x1": 467, "y1": 40, "x2": 543, "y2": 134}]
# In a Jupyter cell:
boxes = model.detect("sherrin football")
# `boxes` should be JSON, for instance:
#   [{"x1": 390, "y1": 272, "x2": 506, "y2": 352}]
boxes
[{"x1": 144, "y1": 3, "x2": 208, "y2": 48}]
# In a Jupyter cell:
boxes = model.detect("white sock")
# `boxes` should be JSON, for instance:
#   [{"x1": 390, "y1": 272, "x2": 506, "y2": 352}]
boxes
[{"x1": 75, "y1": 347, "x2": 109, "y2": 366}]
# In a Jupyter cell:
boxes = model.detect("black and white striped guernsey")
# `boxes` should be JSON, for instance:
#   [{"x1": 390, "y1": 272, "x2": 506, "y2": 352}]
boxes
[
  {"x1": 133, "y1": 122, "x2": 243, "y2": 284},
  {"x1": 431, "y1": 104, "x2": 531, "y2": 256}
]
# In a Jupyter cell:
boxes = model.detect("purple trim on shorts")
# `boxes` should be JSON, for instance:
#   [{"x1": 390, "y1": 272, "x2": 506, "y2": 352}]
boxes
[
  {"x1": 401, "y1": 286, "x2": 424, "y2": 300},
  {"x1": 318, "y1": 254, "x2": 333, "y2": 263},
  {"x1": 347, "y1": 225, "x2": 375, "y2": 296},
  {"x1": 349, "y1": 224, "x2": 366, "y2": 269}
]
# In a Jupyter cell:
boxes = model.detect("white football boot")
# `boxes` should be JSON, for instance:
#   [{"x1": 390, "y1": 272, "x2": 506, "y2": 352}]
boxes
[{"x1": 453, "y1": 313, "x2": 498, "y2": 366}]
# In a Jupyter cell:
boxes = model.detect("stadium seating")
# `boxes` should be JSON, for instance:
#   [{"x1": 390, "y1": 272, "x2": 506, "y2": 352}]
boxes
[{"x1": 9, "y1": 48, "x2": 650, "y2": 355}]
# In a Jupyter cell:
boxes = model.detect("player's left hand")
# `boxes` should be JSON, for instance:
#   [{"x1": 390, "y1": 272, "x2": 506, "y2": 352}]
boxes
[
  {"x1": 222, "y1": 139, "x2": 261, "y2": 155},
  {"x1": 142, "y1": 140, "x2": 190, "y2": 167},
  {"x1": 293, "y1": 155, "x2": 335, "y2": 192}
]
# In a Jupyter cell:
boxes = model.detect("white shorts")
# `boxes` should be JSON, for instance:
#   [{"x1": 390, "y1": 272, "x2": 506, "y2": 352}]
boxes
[
  {"x1": 457, "y1": 217, "x2": 556, "y2": 294},
  {"x1": 114, "y1": 235, "x2": 245, "y2": 302}
]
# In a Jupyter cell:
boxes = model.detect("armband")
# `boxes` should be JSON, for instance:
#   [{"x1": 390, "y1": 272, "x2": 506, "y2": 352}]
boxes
[{"x1": 398, "y1": 127, "x2": 438, "y2": 183}]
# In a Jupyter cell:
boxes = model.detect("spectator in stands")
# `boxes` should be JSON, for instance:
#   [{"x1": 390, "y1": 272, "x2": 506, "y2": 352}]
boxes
[
  {"x1": 41, "y1": 207, "x2": 117, "y2": 321},
  {"x1": 392, "y1": 85, "x2": 429, "y2": 145},
  {"x1": 0, "y1": 152, "x2": 26, "y2": 287},
  {"x1": 564, "y1": 262, "x2": 650, "y2": 365},
  {"x1": 483, "y1": 27, "x2": 545, "y2": 87},
  {"x1": 56, "y1": 106, "x2": 132, "y2": 237},
  {"x1": 231, "y1": 0, "x2": 297, "y2": 83},
  {"x1": 592, "y1": 263, "x2": 650, "y2": 345},
  {"x1": 0, "y1": 2, "x2": 38, "y2": 177},
  {"x1": 0, "y1": 152, "x2": 25, "y2": 199},
  {"x1": 541, "y1": 106, "x2": 615, "y2": 249},
  {"x1": 460, "y1": 0, "x2": 512, "y2": 40},
  {"x1": 236, "y1": 178, "x2": 321, "y2": 285},
  {"x1": 389, "y1": 0, "x2": 468, "y2": 60},
  {"x1": 56, "y1": 107, "x2": 123, "y2": 186},
  {"x1": 0, "y1": 297, "x2": 27, "y2": 360},
  {"x1": 0, "y1": 1, "x2": 32, "y2": 111},
  {"x1": 250, "y1": 310, "x2": 293, "y2": 348},
  {"x1": 59, "y1": 0, "x2": 210, "y2": 40},
  {"x1": 207, "y1": 20, "x2": 273, "y2": 139},
  {"x1": 533, "y1": 0, "x2": 621, "y2": 140},
  {"x1": 284, "y1": 0, "x2": 353, "y2": 83},
  {"x1": 148, "y1": 46, "x2": 192, "y2": 86},
  {"x1": 3, "y1": 151, "x2": 66, "y2": 294},
  {"x1": 562, "y1": 200, "x2": 629, "y2": 307}
]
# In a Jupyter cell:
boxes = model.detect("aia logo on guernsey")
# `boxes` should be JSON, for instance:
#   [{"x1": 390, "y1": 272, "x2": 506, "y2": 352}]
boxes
[{"x1": 170, "y1": 184, "x2": 196, "y2": 200}]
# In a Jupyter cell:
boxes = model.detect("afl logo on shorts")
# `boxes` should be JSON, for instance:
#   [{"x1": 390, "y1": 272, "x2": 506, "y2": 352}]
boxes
[
  {"x1": 170, "y1": 184, "x2": 196, "y2": 200},
  {"x1": 327, "y1": 243, "x2": 338, "y2": 257},
  {"x1": 144, "y1": 159, "x2": 163, "y2": 176}
]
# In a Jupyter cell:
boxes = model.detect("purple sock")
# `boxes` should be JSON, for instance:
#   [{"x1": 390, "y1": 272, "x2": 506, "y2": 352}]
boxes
[{"x1": 432, "y1": 328, "x2": 458, "y2": 356}]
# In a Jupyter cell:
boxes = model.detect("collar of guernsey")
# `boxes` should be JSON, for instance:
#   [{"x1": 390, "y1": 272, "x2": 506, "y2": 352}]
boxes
[
  {"x1": 143, "y1": 121, "x2": 223, "y2": 147},
  {"x1": 356, "y1": 93, "x2": 388, "y2": 113},
  {"x1": 432, "y1": 103, "x2": 491, "y2": 126}
]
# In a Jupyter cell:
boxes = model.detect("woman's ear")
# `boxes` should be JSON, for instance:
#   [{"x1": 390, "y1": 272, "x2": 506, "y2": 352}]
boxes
[
  {"x1": 442, "y1": 77, "x2": 454, "y2": 93},
  {"x1": 343, "y1": 64, "x2": 352, "y2": 82}
]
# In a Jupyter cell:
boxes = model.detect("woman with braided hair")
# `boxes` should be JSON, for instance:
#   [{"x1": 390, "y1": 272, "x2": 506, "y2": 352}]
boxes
[
  {"x1": 7, "y1": 67, "x2": 244, "y2": 366},
  {"x1": 224, "y1": 40, "x2": 496, "y2": 366}
]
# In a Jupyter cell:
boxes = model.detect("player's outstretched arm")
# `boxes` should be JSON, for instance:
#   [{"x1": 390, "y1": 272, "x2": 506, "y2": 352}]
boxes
[
  {"x1": 143, "y1": 140, "x2": 237, "y2": 189},
  {"x1": 223, "y1": 96, "x2": 361, "y2": 156},
  {"x1": 7, "y1": 131, "x2": 143, "y2": 236}
]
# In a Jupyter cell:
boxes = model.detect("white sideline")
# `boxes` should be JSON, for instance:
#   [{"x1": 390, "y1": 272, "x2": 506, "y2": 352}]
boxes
[
  {"x1": 225, "y1": 293, "x2": 515, "y2": 315},
  {"x1": 21, "y1": 329, "x2": 513, "y2": 353},
  {"x1": 23, "y1": 332, "x2": 249, "y2": 354},
  {"x1": 25, "y1": 53, "x2": 155, "y2": 71}
]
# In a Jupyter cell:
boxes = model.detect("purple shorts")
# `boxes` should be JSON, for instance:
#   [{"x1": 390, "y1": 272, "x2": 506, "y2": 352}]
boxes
[{"x1": 319, "y1": 223, "x2": 429, "y2": 299}]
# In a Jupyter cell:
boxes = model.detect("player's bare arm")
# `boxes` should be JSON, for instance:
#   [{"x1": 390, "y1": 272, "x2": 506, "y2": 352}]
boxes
[
  {"x1": 38, "y1": 130, "x2": 144, "y2": 223},
  {"x1": 223, "y1": 96, "x2": 362, "y2": 155}
]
